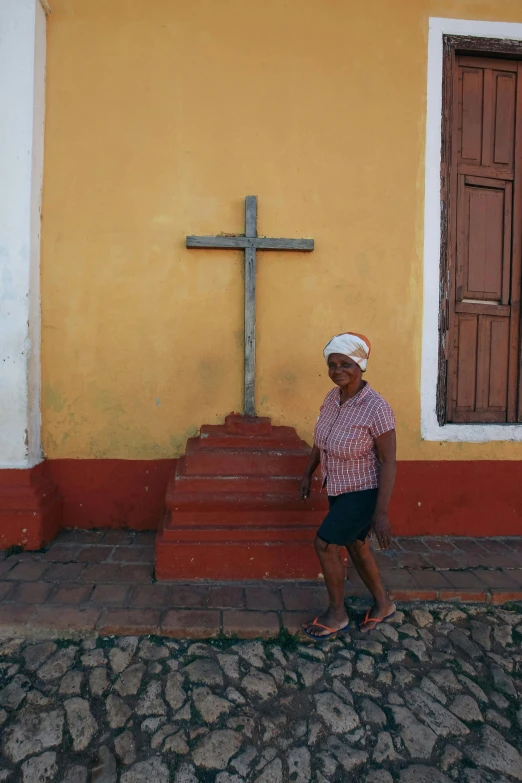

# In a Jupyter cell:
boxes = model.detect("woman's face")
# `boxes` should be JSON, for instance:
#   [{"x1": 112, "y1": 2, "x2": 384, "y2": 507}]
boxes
[{"x1": 327, "y1": 353, "x2": 362, "y2": 388}]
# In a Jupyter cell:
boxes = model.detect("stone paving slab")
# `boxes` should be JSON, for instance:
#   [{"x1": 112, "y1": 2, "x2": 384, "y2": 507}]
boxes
[
  {"x1": 0, "y1": 534, "x2": 522, "y2": 638},
  {"x1": 0, "y1": 603, "x2": 521, "y2": 782}
]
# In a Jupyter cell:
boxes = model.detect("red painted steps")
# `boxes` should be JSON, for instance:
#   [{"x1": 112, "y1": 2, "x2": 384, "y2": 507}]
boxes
[
  {"x1": 168, "y1": 468, "x2": 318, "y2": 497},
  {"x1": 185, "y1": 425, "x2": 311, "y2": 453},
  {"x1": 155, "y1": 414, "x2": 328, "y2": 580},
  {"x1": 183, "y1": 451, "x2": 310, "y2": 476},
  {"x1": 161, "y1": 510, "x2": 323, "y2": 526}
]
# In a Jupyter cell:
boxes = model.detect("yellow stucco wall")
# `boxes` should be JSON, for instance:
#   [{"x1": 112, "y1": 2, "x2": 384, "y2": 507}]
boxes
[{"x1": 41, "y1": 0, "x2": 522, "y2": 461}]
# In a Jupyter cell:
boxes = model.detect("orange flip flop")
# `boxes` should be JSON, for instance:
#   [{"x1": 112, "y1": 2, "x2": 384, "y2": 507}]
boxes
[
  {"x1": 304, "y1": 616, "x2": 350, "y2": 640},
  {"x1": 358, "y1": 608, "x2": 396, "y2": 632}
]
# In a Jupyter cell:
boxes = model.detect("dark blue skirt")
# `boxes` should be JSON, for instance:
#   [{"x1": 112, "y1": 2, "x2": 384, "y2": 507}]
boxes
[{"x1": 317, "y1": 488, "x2": 378, "y2": 546}]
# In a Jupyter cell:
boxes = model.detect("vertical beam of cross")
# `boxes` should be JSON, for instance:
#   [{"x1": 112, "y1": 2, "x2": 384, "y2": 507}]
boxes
[
  {"x1": 244, "y1": 196, "x2": 257, "y2": 416},
  {"x1": 186, "y1": 196, "x2": 314, "y2": 417}
]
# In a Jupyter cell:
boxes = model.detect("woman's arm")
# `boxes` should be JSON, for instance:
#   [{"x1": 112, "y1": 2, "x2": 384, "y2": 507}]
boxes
[
  {"x1": 300, "y1": 444, "x2": 321, "y2": 500},
  {"x1": 372, "y1": 429, "x2": 396, "y2": 549}
]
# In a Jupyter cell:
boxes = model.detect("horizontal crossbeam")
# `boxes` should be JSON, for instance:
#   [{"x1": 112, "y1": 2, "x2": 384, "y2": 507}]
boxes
[
  {"x1": 187, "y1": 236, "x2": 248, "y2": 248},
  {"x1": 186, "y1": 236, "x2": 314, "y2": 251},
  {"x1": 255, "y1": 238, "x2": 314, "y2": 251}
]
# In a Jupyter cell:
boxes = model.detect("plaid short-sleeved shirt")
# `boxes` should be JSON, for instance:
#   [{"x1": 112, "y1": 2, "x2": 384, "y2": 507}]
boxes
[{"x1": 313, "y1": 383, "x2": 395, "y2": 496}]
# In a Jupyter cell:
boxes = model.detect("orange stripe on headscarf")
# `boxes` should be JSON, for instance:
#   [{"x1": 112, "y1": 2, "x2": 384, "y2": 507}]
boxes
[{"x1": 345, "y1": 332, "x2": 371, "y2": 359}]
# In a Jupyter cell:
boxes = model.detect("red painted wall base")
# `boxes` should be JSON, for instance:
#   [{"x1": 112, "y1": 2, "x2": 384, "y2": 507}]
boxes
[
  {"x1": 0, "y1": 464, "x2": 62, "y2": 550},
  {"x1": 0, "y1": 457, "x2": 520, "y2": 554},
  {"x1": 44, "y1": 459, "x2": 175, "y2": 531},
  {"x1": 391, "y1": 461, "x2": 522, "y2": 537}
]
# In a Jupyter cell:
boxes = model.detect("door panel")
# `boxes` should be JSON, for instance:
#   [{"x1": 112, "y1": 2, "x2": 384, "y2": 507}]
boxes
[
  {"x1": 494, "y1": 72, "x2": 516, "y2": 166},
  {"x1": 447, "y1": 57, "x2": 521, "y2": 424},
  {"x1": 488, "y1": 317, "x2": 510, "y2": 410},
  {"x1": 458, "y1": 182, "x2": 505, "y2": 301},
  {"x1": 460, "y1": 67, "x2": 483, "y2": 164},
  {"x1": 454, "y1": 315, "x2": 478, "y2": 412}
]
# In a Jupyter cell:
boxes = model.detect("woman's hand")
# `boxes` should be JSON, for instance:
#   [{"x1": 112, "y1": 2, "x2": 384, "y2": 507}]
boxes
[
  {"x1": 300, "y1": 444, "x2": 320, "y2": 501},
  {"x1": 372, "y1": 510, "x2": 392, "y2": 550},
  {"x1": 300, "y1": 474, "x2": 312, "y2": 501}
]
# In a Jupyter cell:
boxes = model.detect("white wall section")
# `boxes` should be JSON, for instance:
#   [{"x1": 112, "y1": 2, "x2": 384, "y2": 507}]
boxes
[
  {"x1": 0, "y1": 0, "x2": 46, "y2": 467},
  {"x1": 422, "y1": 17, "x2": 522, "y2": 443}
]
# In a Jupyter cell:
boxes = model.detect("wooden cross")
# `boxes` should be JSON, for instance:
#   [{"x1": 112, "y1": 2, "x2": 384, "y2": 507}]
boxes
[{"x1": 187, "y1": 196, "x2": 314, "y2": 416}]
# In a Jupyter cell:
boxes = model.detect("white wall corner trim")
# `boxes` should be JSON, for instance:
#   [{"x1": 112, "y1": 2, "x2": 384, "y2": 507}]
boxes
[
  {"x1": 0, "y1": 0, "x2": 46, "y2": 468},
  {"x1": 421, "y1": 17, "x2": 522, "y2": 443}
]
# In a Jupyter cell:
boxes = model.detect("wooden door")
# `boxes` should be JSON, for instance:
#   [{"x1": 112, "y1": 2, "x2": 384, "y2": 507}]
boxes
[{"x1": 446, "y1": 56, "x2": 522, "y2": 423}]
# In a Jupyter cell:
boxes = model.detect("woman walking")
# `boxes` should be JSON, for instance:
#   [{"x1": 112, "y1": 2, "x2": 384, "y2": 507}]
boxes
[{"x1": 300, "y1": 332, "x2": 396, "y2": 638}]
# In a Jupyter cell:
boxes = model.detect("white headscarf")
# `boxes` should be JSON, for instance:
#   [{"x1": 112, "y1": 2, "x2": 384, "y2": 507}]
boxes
[{"x1": 323, "y1": 332, "x2": 371, "y2": 372}]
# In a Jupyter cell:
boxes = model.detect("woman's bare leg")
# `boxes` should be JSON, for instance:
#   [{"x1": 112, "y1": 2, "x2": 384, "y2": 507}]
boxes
[
  {"x1": 303, "y1": 537, "x2": 349, "y2": 637},
  {"x1": 346, "y1": 538, "x2": 395, "y2": 632}
]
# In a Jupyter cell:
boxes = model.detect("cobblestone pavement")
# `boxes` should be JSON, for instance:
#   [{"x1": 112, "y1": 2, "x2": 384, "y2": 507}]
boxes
[{"x1": 1, "y1": 603, "x2": 522, "y2": 782}]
